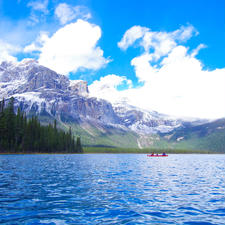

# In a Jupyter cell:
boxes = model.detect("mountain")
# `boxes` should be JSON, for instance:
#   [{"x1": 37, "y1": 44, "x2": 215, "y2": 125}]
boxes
[
  {"x1": 113, "y1": 101, "x2": 182, "y2": 134},
  {"x1": 0, "y1": 59, "x2": 223, "y2": 151},
  {"x1": 0, "y1": 59, "x2": 116, "y2": 124},
  {"x1": 161, "y1": 118, "x2": 225, "y2": 152},
  {"x1": 0, "y1": 60, "x2": 182, "y2": 145}
]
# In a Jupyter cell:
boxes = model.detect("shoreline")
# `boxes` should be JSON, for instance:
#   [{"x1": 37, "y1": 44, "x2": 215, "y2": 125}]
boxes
[
  {"x1": 0, "y1": 147, "x2": 222, "y2": 155},
  {"x1": 0, "y1": 151, "x2": 222, "y2": 155}
]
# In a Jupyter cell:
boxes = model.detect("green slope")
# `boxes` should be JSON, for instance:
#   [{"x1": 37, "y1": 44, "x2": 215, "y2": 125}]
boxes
[
  {"x1": 162, "y1": 119, "x2": 225, "y2": 152},
  {"x1": 37, "y1": 113, "x2": 225, "y2": 152},
  {"x1": 37, "y1": 114, "x2": 139, "y2": 148},
  {"x1": 69, "y1": 123, "x2": 139, "y2": 148}
]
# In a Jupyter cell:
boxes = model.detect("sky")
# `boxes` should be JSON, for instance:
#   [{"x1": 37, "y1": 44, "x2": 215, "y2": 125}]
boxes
[{"x1": 0, "y1": 0, "x2": 224, "y2": 119}]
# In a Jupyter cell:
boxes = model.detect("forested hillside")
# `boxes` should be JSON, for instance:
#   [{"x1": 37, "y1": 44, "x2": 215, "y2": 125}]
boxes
[
  {"x1": 0, "y1": 98, "x2": 83, "y2": 153},
  {"x1": 162, "y1": 119, "x2": 225, "y2": 152}
]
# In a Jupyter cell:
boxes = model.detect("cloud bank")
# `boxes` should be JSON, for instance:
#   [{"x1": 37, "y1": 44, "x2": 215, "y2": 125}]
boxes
[{"x1": 90, "y1": 25, "x2": 225, "y2": 119}]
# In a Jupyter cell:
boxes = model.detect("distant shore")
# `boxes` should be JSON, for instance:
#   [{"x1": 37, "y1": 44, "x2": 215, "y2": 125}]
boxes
[
  {"x1": 83, "y1": 147, "x2": 216, "y2": 154},
  {"x1": 0, "y1": 147, "x2": 219, "y2": 154}
]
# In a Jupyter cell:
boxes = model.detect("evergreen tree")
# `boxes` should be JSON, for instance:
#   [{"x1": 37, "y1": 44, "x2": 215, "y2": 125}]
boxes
[
  {"x1": 76, "y1": 136, "x2": 83, "y2": 153},
  {"x1": 0, "y1": 98, "x2": 82, "y2": 153}
]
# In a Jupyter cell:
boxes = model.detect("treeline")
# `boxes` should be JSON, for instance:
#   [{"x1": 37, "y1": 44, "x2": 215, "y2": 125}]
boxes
[
  {"x1": 0, "y1": 97, "x2": 83, "y2": 153},
  {"x1": 83, "y1": 147, "x2": 212, "y2": 154}
]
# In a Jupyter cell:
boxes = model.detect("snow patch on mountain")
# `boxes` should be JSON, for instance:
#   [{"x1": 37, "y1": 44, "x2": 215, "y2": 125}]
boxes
[
  {"x1": 13, "y1": 92, "x2": 44, "y2": 105},
  {"x1": 112, "y1": 101, "x2": 182, "y2": 134}
]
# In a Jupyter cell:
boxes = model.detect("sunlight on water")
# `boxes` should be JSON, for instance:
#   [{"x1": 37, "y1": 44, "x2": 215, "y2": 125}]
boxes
[{"x1": 0, "y1": 154, "x2": 225, "y2": 224}]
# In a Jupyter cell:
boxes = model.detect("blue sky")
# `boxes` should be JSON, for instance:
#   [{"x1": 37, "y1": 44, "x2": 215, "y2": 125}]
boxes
[{"x1": 0, "y1": 0, "x2": 225, "y2": 118}]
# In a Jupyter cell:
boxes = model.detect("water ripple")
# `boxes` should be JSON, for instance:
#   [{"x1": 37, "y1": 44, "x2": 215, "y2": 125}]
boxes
[{"x1": 0, "y1": 154, "x2": 225, "y2": 224}]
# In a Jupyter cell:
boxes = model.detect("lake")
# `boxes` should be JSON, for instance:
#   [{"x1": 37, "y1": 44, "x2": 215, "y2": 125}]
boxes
[{"x1": 0, "y1": 154, "x2": 225, "y2": 224}]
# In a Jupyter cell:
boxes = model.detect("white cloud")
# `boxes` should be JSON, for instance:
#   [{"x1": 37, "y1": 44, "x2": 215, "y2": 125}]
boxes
[
  {"x1": 131, "y1": 53, "x2": 156, "y2": 82},
  {"x1": 24, "y1": 32, "x2": 49, "y2": 53},
  {"x1": 118, "y1": 26, "x2": 149, "y2": 50},
  {"x1": 191, "y1": 43, "x2": 207, "y2": 57},
  {"x1": 38, "y1": 19, "x2": 109, "y2": 75},
  {"x1": 0, "y1": 40, "x2": 21, "y2": 63},
  {"x1": 55, "y1": 3, "x2": 75, "y2": 25},
  {"x1": 73, "y1": 6, "x2": 91, "y2": 20},
  {"x1": 27, "y1": 0, "x2": 49, "y2": 14},
  {"x1": 89, "y1": 74, "x2": 132, "y2": 103},
  {"x1": 136, "y1": 45, "x2": 225, "y2": 119},
  {"x1": 118, "y1": 24, "x2": 197, "y2": 58},
  {"x1": 55, "y1": 3, "x2": 91, "y2": 25},
  {"x1": 171, "y1": 24, "x2": 198, "y2": 42},
  {"x1": 93, "y1": 25, "x2": 225, "y2": 119},
  {"x1": 27, "y1": 0, "x2": 49, "y2": 25}
]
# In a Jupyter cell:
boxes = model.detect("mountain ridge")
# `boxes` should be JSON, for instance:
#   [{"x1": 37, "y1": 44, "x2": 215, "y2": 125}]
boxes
[{"x1": 0, "y1": 59, "x2": 223, "y2": 151}]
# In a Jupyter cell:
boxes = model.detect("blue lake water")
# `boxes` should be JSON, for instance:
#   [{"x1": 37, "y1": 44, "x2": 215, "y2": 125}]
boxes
[{"x1": 0, "y1": 154, "x2": 225, "y2": 225}]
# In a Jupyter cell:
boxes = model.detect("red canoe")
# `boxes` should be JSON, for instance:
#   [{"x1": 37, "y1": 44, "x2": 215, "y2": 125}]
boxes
[{"x1": 147, "y1": 155, "x2": 168, "y2": 157}]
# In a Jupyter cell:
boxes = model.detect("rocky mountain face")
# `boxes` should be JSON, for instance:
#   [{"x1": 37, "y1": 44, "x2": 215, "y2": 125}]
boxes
[
  {"x1": 113, "y1": 102, "x2": 182, "y2": 134},
  {"x1": 0, "y1": 59, "x2": 119, "y2": 126},
  {"x1": 0, "y1": 59, "x2": 211, "y2": 148}
]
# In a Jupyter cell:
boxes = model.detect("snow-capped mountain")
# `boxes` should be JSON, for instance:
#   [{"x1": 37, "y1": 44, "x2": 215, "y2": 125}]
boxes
[
  {"x1": 113, "y1": 101, "x2": 181, "y2": 134},
  {"x1": 0, "y1": 59, "x2": 203, "y2": 141},
  {"x1": 0, "y1": 59, "x2": 119, "y2": 126}
]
